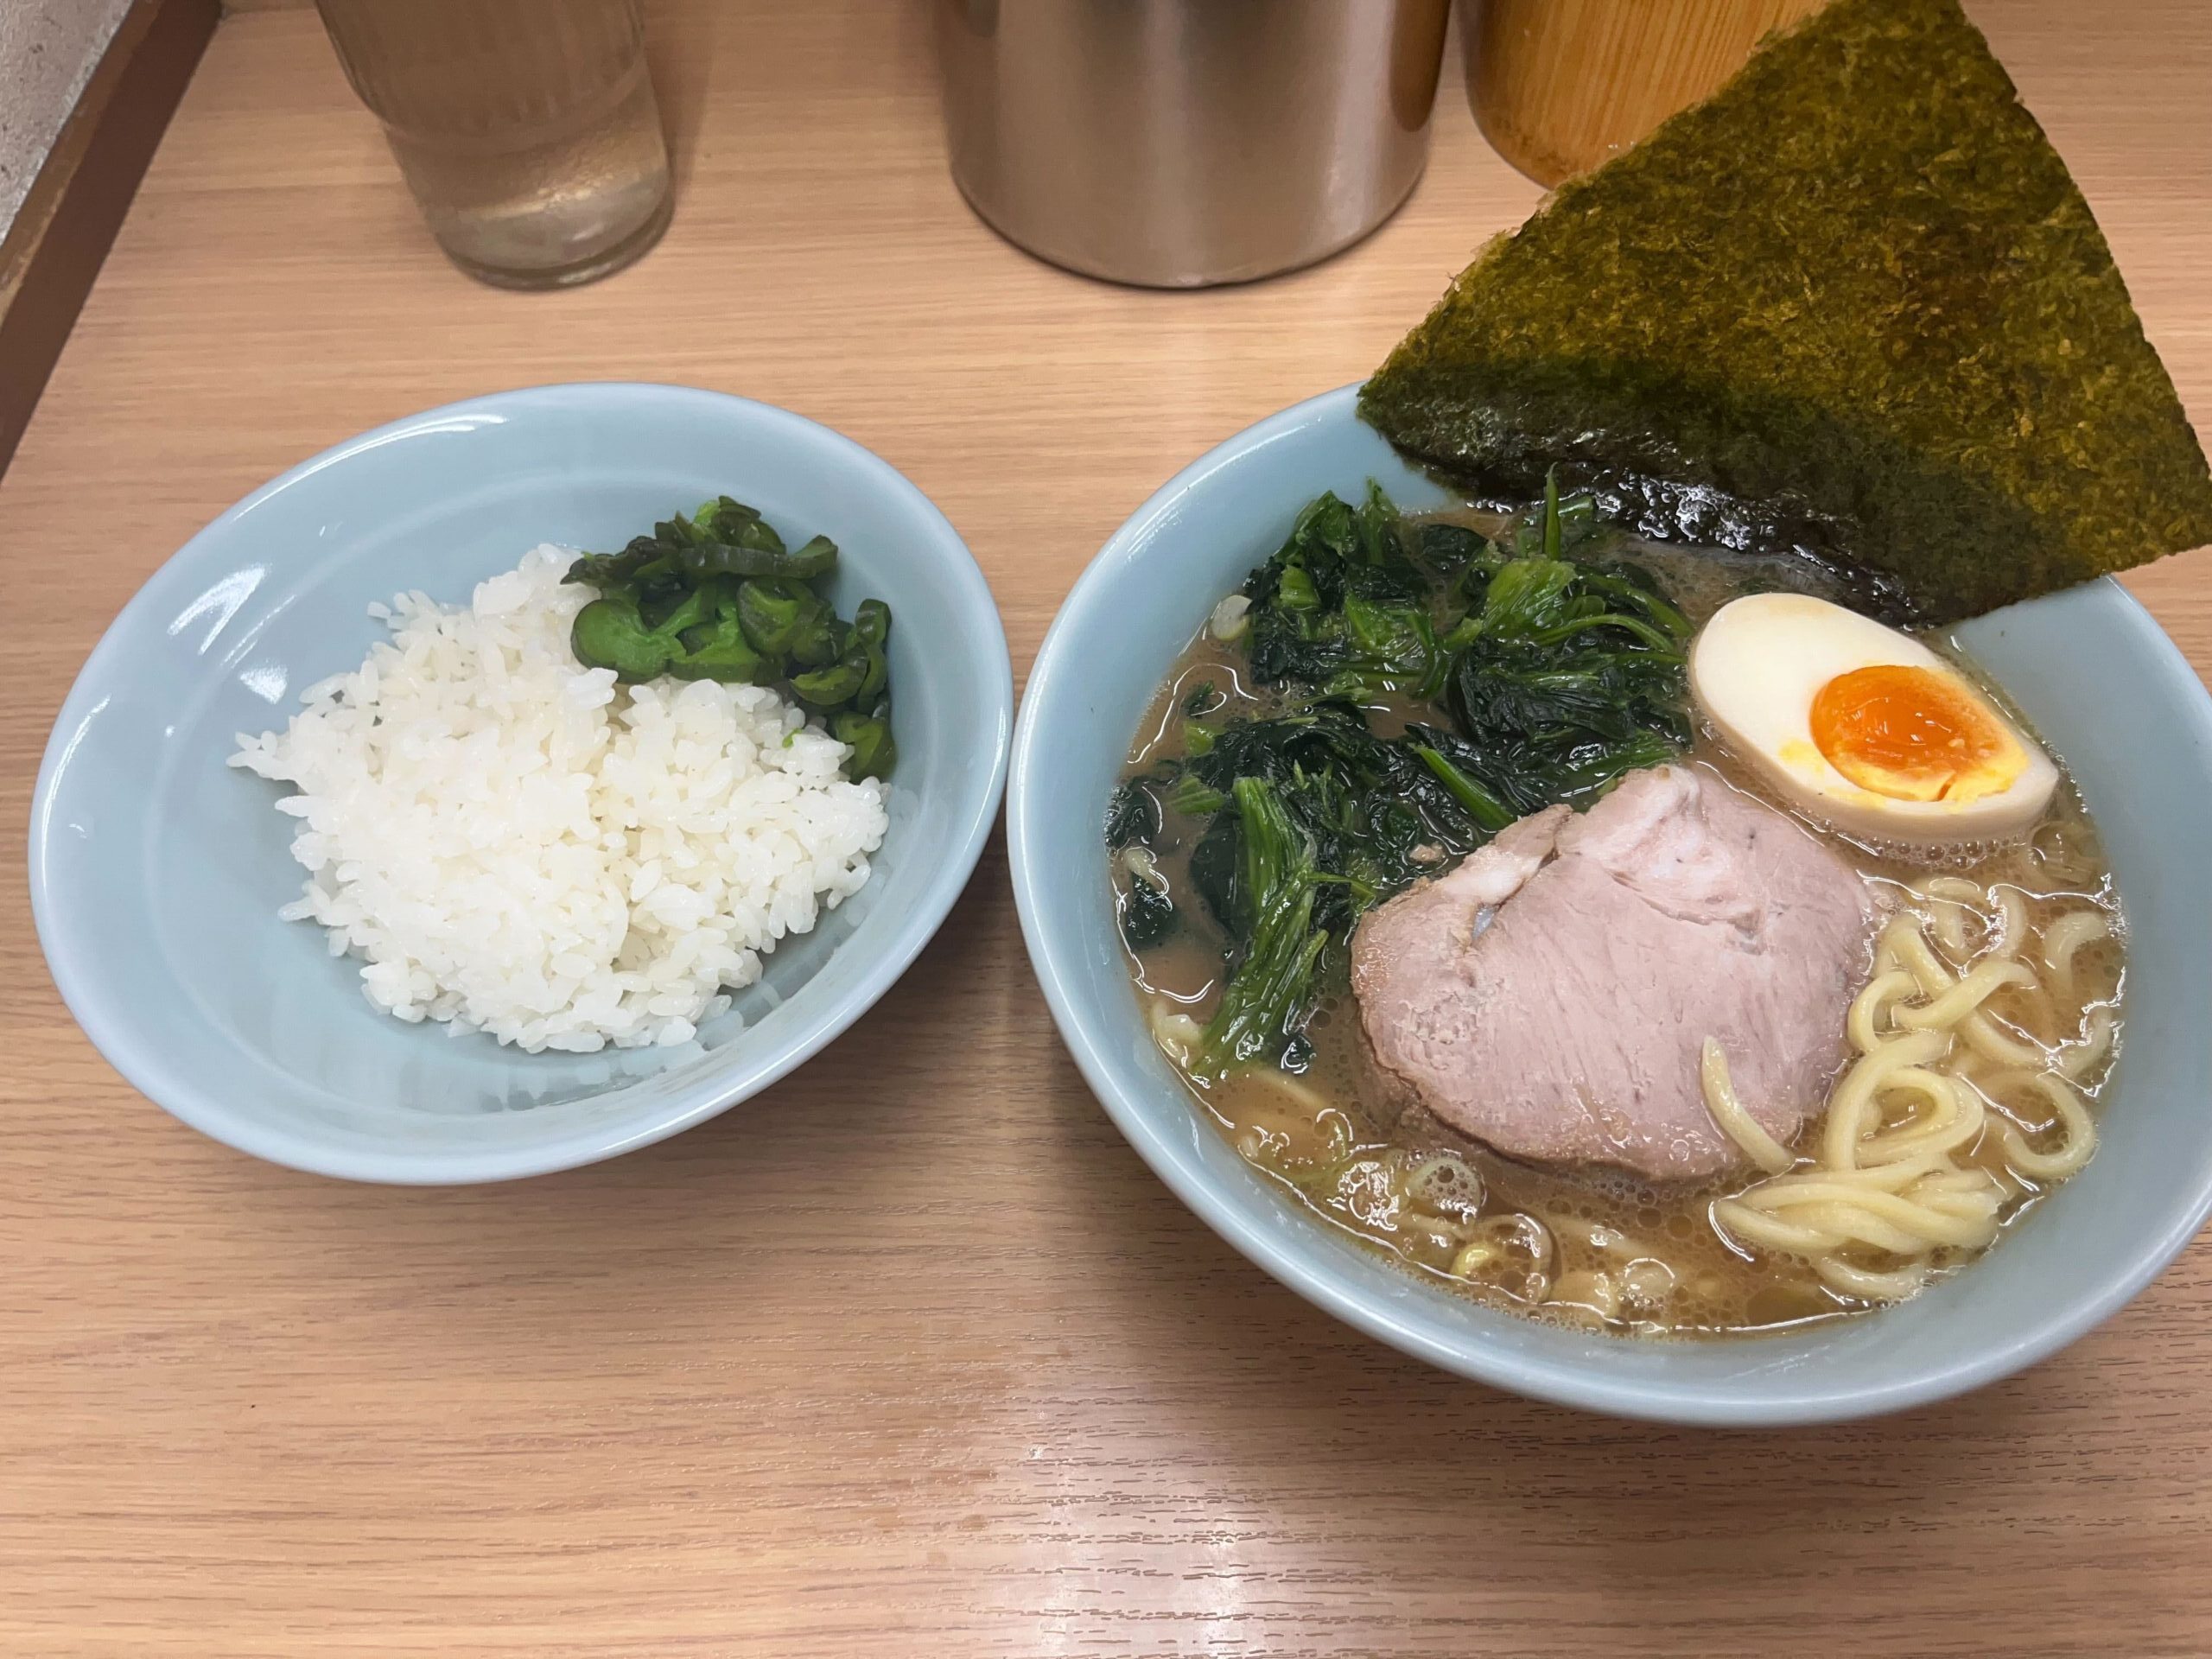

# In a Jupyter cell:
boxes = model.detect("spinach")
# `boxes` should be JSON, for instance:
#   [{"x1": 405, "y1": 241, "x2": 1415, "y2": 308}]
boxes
[
  {"x1": 1105, "y1": 779, "x2": 1163, "y2": 849},
  {"x1": 1176, "y1": 701, "x2": 1488, "y2": 943},
  {"x1": 1119, "y1": 875, "x2": 1177, "y2": 951},
  {"x1": 1162, "y1": 702, "x2": 1503, "y2": 1074},
  {"x1": 1241, "y1": 482, "x2": 1446, "y2": 702},
  {"x1": 1438, "y1": 479, "x2": 1693, "y2": 813},
  {"x1": 1136, "y1": 477, "x2": 1694, "y2": 1080},
  {"x1": 1198, "y1": 778, "x2": 1329, "y2": 1074}
]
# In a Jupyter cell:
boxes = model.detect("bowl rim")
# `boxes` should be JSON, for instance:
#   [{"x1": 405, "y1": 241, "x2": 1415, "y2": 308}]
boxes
[
  {"x1": 29, "y1": 382, "x2": 1013, "y2": 1185},
  {"x1": 1007, "y1": 379, "x2": 2212, "y2": 1424}
]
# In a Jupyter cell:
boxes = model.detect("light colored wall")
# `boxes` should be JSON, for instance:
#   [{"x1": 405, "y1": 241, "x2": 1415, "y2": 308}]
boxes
[{"x1": 0, "y1": 0, "x2": 136, "y2": 235}]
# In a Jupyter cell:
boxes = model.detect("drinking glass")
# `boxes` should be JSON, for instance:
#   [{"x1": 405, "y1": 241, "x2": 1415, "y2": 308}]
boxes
[{"x1": 314, "y1": 0, "x2": 671, "y2": 288}]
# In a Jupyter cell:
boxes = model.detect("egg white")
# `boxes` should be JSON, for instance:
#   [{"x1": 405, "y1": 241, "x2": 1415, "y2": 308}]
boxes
[{"x1": 1689, "y1": 593, "x2": 2058, "y2": 843}]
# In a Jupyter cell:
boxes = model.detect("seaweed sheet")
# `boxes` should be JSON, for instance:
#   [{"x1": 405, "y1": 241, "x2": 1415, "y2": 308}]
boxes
[{"x1": 1361, "y1": 0, "x2": 2212, "y2": 622}]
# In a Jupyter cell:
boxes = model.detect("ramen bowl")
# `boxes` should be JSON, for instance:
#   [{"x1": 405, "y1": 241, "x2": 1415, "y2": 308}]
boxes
[{"x1": 1007, "y1": 383, "x2": 2212, "y2": 1424}]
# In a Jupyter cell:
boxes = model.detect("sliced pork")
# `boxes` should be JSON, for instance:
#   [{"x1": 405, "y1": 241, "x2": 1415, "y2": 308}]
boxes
[{"x1": 1351, "y1": 766, "x2": 1878, "y2": 1181}]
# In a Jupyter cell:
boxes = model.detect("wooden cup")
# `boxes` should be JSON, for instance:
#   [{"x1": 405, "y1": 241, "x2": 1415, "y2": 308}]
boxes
[{"x1": 1465, "y1": 0, "x2": 1827, "y2": 187}]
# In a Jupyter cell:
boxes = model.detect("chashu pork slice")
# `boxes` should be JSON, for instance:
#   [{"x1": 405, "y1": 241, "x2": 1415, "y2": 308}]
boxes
[{"x1": 1351, "y1": 766, "x2": 1878, "y2": 1181}]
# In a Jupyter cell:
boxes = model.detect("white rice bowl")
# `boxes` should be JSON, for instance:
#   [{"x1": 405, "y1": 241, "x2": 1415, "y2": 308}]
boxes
[{"x1": 229, "y1": 544, "x2": 889, "y2": 1052}]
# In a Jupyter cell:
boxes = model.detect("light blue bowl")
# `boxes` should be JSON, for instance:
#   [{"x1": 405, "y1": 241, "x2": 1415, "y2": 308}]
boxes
[
  {"x1": 1010, "y1": 383, "x2": 2212, "y2": 1424},
  {"x1": 31, "y1": 385, "x2": 1011, "y2": 1184}
]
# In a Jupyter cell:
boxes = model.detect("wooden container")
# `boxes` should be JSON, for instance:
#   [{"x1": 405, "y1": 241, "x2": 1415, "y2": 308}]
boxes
[{"x1": 1465, "y1": 0, "x2": 1826, "y2": 187}]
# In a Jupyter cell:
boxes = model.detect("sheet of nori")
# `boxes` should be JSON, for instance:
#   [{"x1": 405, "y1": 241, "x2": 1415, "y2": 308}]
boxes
[{"x1": 1361, "y1": 0, "x2": 2212, "y2": 622}]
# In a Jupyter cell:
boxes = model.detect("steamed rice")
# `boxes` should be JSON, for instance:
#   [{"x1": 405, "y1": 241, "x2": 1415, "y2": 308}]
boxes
[{"x1": 229, "y1": 545, "x2": 889, "y2": 1052}]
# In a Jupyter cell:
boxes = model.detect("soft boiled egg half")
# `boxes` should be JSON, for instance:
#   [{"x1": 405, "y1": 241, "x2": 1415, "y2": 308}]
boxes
[{"x1": 1689, "y1": 593, "x2": 2057, "y2": 843}]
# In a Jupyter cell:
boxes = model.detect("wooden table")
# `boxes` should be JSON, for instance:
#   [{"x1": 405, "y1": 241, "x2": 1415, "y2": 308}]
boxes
[{"x1": 4, "y1": 3, "x2": 2209, "y2": 1653}]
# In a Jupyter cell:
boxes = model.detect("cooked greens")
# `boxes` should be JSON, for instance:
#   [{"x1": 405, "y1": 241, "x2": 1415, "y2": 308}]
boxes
[
  {"x1": 1241, "y1": 483, "x2": 1446, "y2": 702},
  {"x1": 1118, "y1": 481, "x2": 1691, "y2": 1077},
  {"x1": 1118, "y1": 861, "x2": 1179, "y2": 951},
  {"x1": 564, "y1": 498, "x2": 894, "y2": 781},
  {"x1": 1360, "y1": 0, "x2": 2212, "y2": 623},
  {"x1": 1197, "y1": 776, "x2": 1329, "y2": 1073}
]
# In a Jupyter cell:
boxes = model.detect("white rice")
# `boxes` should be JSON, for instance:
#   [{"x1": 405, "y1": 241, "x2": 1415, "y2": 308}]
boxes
[{"x1": 229, "y1": 544, "x2": 889, "y2": 1053}]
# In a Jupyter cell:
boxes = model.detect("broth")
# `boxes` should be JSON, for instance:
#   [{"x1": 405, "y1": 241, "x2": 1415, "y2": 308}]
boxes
[{"x1": 1114, "y1": 511, "x2": 2125, "y2": 1338}]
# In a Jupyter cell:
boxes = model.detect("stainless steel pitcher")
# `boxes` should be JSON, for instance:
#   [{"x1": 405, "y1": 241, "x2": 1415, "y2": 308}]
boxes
[{"x1": 938, "y1": 0, "x2": 1452, "y2": 288}]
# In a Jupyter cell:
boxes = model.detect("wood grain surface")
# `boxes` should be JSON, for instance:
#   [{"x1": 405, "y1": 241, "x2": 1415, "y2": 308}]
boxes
[
  {"x1": 0, "y1": 0, "x2": 218, "y2": 473},
  {"x1": 3, "y1": 3, "x2": 2210, "y2": 1654}
]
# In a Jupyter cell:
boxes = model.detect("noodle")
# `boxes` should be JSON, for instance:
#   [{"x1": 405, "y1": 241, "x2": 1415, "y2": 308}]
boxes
[
  {"x1": 2043, "y1": 911, "x2": 2113, "y2": 1004},
  {"x1": 1847, "y1": 970, "x2": 1918, "y2": 1053},
  {"x1": 1894, "y1": 958, "x2": 2035, "y2": 1029},
  {"x1": 1707, "y1": 874, "x2": 2113, "y2": 1303},
  {"x1": 1919, "y1": 875, "x2": 1981, "y2": 956},
  {"x1": 1816, "y1": 1257, "x2": 1932, "y2": 1300},
  {"x1": 1992, "y1": 1072, "x2": 2100, "y2": 1181},
  {"x1": 1149, "y1": 1004, "x2": 1205, "y2": 1065},
  {"x1": 1958, "y1": 1009, "x2": 2050, "y2": 1069},
  {"x1": 1699, "y1": 1040, "x2": 1794, "y2": 1173},
  {"x1": 2060, "y1": 1008, "x2": 2116, "y2": 1078},
  {"x1": 2030, "y1": 819, "x2": 2101, "y2": 885},
  {"x1": 1403, "y1": 1151, "x2": 1484, "y2": 1218}
]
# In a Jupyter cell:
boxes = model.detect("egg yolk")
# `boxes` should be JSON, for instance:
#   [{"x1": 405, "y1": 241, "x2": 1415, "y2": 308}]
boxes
[{"x1": 1809, "y1": 664, "x2": 2024, "y2": 804}]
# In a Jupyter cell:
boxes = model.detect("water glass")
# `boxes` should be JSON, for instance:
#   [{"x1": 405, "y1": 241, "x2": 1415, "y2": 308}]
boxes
[{"x1": 314, "y1": 0, "x2": 672, "y2": 288}]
